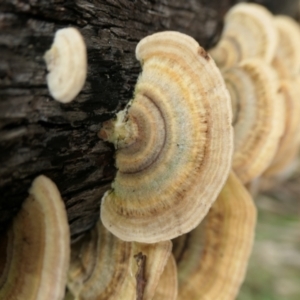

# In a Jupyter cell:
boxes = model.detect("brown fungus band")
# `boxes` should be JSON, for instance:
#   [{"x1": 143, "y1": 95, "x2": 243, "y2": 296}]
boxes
[
  {"x1": 0, "y1": 175, "x2": 70, "y2": 300},
  {"x1": 99, "y1": 31, "x2": 233, "y2": 243}
]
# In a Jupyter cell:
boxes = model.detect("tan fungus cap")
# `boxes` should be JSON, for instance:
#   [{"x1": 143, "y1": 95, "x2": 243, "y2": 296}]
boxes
[
  {"x1": 174, "y1": 172, "x2": 257, "y2": 300},
  {"x1": 153, "y1": 254, "x2": 178, "y2": 300},
  {"x1": 67, "y1": 220, "x2": 171, "y2": 300},
  {"x1": 223, "y1": 59, "x2": 284, "y2": 183},
  {"x1": 0, "y1": 175, "x2": 70, "y2": 300},
  {"x1": 210, "y1": 3, "x2": 277, "y2": 70},
  {"x1": 99, "y1": 31, "x2": 233, "y2": 243},
  {"x1": 264, "y1": 78, "x2": 300, "y2": 177},
  {"x1": 273, "y1": 16, "x2": 300, "y2": 79}
]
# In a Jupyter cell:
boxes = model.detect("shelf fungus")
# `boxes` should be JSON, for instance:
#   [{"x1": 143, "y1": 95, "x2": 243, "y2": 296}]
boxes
[
  {"x1": 264, "y1": 79, "x2": 300, "y2": 177},
  {"x1": 223, "y1": 59, "x2": 284, "y2": 183},
  {"x1": 153, "y1": 254, "x2": 178, "y2": 300},
  {"x1": 99, "y1": 31, "x2": 233, "y2": 243},
  {"x1": 209, "y1": 3, "x2": 277, "y2": 70},
  {"x1": 173, "y1": 172, "x2": 257, "y2": 300},
  {"x1": 44, "y1": 27, "x2": 87, "y2": 103},
  {"x1": 0, "y1": 175, "x2": 70, "y2": 300},
  {"x1": 272, "y1": 16, "x2": 300, "y2": 79},
  {"x1": 67, "y1": 220, "x2": 172, "y2": 300}
]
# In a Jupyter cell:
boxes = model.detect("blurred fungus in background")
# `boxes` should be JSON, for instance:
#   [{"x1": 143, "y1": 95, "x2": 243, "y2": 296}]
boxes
[
  {"x1": 238, "y1": 168, "x2": 300, "y2": 300},
  {"x1": 213, "y1": 2, "x2": 300, "y2": 299}
]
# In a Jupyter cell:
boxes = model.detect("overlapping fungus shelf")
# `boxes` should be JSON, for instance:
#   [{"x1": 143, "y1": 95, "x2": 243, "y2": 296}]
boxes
[
  {"x1": 0, "y1": 176, "x2": 70, "y2": 300},
  {"x1": 174, "y1": 172, "x2": 256, "y2": 300},
  {"x1": 210, "y1": 3, "x2": 277, "y2": 70},
  {"x1": 223, "y1": 59, "x2": 284, "y2": 183},
  {"x1": 99, "y1": 31, "x2": 233, "y2": 243},
  {"x1": 67, "y1": 220, "x2": 171, "y2": 300}
]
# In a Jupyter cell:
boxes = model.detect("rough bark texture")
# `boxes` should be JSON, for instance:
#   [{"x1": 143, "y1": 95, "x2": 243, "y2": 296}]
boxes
[{"x1": 0, "y1": 0, "x2": 297, "y2": 240}]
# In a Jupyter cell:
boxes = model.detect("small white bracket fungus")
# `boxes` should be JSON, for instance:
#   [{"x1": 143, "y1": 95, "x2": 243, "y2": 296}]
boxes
[
  {"x1": 99, "y1": 31, "x2": 233, "y2": 243},
  {"x1": 44, "y1": 27, "x2": 87, "y2": 103}
]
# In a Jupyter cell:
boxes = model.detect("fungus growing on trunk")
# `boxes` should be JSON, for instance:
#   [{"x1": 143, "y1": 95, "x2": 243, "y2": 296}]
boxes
[
  {"x1": 0, "y1": 175, "x2": 70, "y2": 300},
  {"x1": 264, "y1": 79, "x2": 300, "y2": 177},
  {"x1": 272, "y1": 16, "x2": 300, "y2": 79},
  {"x1": 173, "y1": 172, "x2": 256, "y2": 300},
  {"x1": 210, "y1": 3, "x2": 277, "y2": 70},
  {"x1": 67, "y1": 220, "x2": 171, "y2": 300},
  {"x1": 99, "y1": 31, "x2": 233, "y2": 243},
  {"x1": 44, "y1": 27, "x2": 87, "y2": 103},
  {"x1": 223, "y1": 59, "x2": 284, "y2": 183},
  {"x1": 153, "y1": 254, "x2": 178, "y2": 300}
]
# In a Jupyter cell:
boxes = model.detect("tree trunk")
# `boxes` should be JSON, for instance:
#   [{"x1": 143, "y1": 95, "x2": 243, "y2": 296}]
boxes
[{"x1": 1, "y1": 0, "x2": 296, "y2": 241}]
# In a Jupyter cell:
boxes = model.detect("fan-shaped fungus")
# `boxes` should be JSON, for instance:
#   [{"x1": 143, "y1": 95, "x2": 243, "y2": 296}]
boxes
[
  {"x1": 223, "y1": 59, "x2": 284, "y2": 183},
  {"x1": 99, "y1": 31, "x2": 233, "y2": 243},
  {"x1": 153, "y1": 254, "x2": 178, "y2": 300},
  {"x1": 210, "y1": 3, "x2": 277, "y2": 70},
  {"x1": 44, "y1": 27, "x2": 87, "y2": 103},
  {"x1": 264, "y1": 79, "x2": 300, "y2": 177},
  {"x1": 67, "y1": 220, "x2": 171, "y2": 300},
  {"x1": 0, "y1": 175, "x2": 70, "y2": 300},
  {"x1": 174, "y1": 172, "x2": 256, "y2": 300},
  {"x1": 272, "y1": 16, "x2": 300, "y2": 79}
]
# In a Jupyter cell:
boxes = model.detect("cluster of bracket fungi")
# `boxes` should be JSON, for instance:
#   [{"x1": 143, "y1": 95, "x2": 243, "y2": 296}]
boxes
[{"x1": 1, "y1": 2, "x2": 300, "y2": 300}]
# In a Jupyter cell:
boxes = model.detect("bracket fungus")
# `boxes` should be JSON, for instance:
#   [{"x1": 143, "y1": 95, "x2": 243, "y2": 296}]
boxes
[
  {"x1": 272, "y1": 16, "x2": 300, "y2": 79},
  {"x1": 0, "y1": 175, "x2": 70, "y2": 300},
  {"x1": 223, "y1": 59, "x2": 284, "y2": 183},
  {"x1": 44, "y1": 27, "x2": 87, "y2": 103},
  {"x1": 67, "y1": 220, "x2": 171, "y2": 300},
  {"x1": 99, "y1": 31, "x2": 233, "y2": 243},
  {"x1": 264, "y1": 79, "x2": 300, "y2": 177},
  {"x1": 173, "y1": 172, "x2": 256, "y2": 300},
  {"x1": 209, "y1": 3, "x2": 277, "y2": 70},
  {"x1": 153, "y1": 254, "x2": 178, "y2": 300}
]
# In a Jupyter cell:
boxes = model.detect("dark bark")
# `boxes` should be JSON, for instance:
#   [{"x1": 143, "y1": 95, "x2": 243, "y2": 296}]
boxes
[
  {"x1": 0, "y1": 0, "x2": 241, "y2": 240},
  {"x1": 249, "y1": 0, "x2": 300, "y2": 18}
]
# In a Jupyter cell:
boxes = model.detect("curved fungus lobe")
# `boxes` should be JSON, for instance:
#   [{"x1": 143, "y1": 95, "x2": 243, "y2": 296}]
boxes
[
  {"x1": 44, "y1": 27, "x2": 87, "y2": 103},
  {"x1": 67, "y1": 220, "x2": 171, "y2": 300},
  {"x1": 0, "y1": 175, "x2": 70, "y2": 300},
  {"x1": 223, "y1": 58, "x2": 284, "y2": 184},
  {"x1": 273, "y1": 16, "x2": 300, "y2": 79},
  {"x1": 153, "y1": 254, "x2": 178, "y2": 300},
  {"x1": 173, "y1": 172, "x2": 257, "y2": 300},
  {"x1": 264, "y1": 79, "x2": 300, "y2": 177},
  {"x1": 99, "y1": 31, "x2": 233, "y2": 243},
  {"x1": 209, "y1": 3, "x2": 277, "y2": 70}
]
